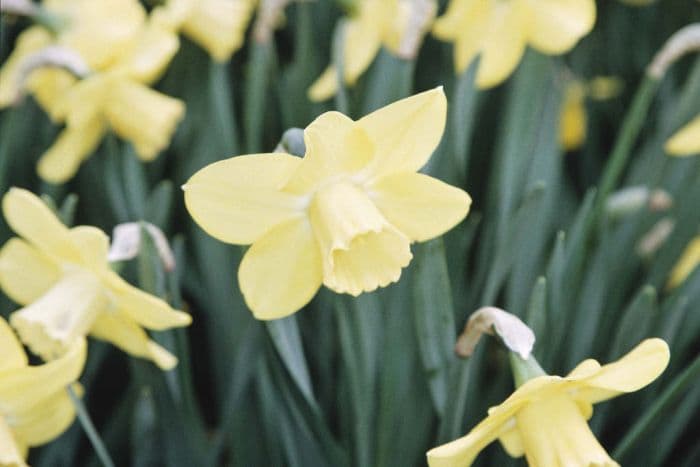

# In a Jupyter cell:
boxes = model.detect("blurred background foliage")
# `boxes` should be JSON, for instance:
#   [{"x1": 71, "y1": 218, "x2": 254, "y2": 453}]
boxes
[{"x1": 1, "y1": 0, "x2": 700, "y2": 466}]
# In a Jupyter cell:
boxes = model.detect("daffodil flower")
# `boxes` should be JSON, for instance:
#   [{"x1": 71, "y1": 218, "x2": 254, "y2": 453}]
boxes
[
  {"x1": 433, "y1": 0, "x2": 596, "y2": 89},
  {"x1": 427, "y1": 338, "x2": 670, "y2": 467},
  {"x1": 308, "y1": 0, "x2": 436, "y2": 101},
  {"x1": 559, "y1": 80, "x2": 587, "y2": 151},
  {"x1": 0, "y1": 317, "x2": 86, "y2": 466},
  {"x1": 665, "y1": 114, "x2": 700, "y2": 156},
  {"x1": 0, "y1": 0, "x2": 146, "y2": 111},
  {"x1": 0, "y1": 188, "x2": 191, "y2": 369},
  {"x1": 667, "y1": 236, "x2": 700, "y2": 288},
  {"x1": 184, "y1": 88, "x2": 471, "y2": 319},
  {"x1": 152, "y1": 0, "x2": 258, "y2": 62}
]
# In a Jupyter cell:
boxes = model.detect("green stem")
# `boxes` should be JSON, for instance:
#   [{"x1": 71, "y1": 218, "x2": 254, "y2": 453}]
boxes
[
  {"x1": 613, "y1": 353, "x2": 700, "y2": 460},
  {"x1": 333, "y1": 20, "x2": 349, "y2": 115},
  {"x1": 67, "y1": 385, "x2": 116, "y2": 467},
  {"x1": 596, "y1": 75, "x2": 659, "y2": 208},
  {"x1": 508, "y1": 352, "x2": 546, "y2": 388}
]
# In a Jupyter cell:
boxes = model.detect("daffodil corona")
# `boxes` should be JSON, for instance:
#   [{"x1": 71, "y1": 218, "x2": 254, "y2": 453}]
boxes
[
  {"x1": 427, "y1": 338, "x2": 670, "y2": 467},
  {"x1": 184, "y1": 88, "x2": 471, "y2": 319},
  {"x1": 0, "y1": 188, "x2": 191, "y2": 369},
  {"x1": 0, "y1": 317, "x2": 86, "y2": 466},
  {"x1": 433, "y1": 0, "x2": 596, "y2": 88}
]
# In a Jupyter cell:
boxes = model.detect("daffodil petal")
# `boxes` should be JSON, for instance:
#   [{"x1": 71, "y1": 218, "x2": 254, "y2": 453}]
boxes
[
  {"x1": 0, "y1": 416, "x2": 26, "y2": 467},
  {"x1": 559, "y1": 81, "x2": 588, "y2": 151},
  {"x1": 37, "y1": 119, "x2": 107, "y2": 184},
  {"x1": 427, "y1": 399, "x2": 526, "y2": 467},
  {"x1": 308, "y1": 66, "x2": 339, "y2": 102},
  {"x1": 343, "y1": 16, "x2": 383, "y2": 85},
  {"x1": 0, "y1": 27, "x2": 52, "y2": 109},
  {"x1": 369, "y1": 172, "x2": 471, "y2": 242},
  {"x1": 105, "y1": 80, "x2": 184, "y2": 161},
  {"x1": 106, "y1": 274, "x2": 191, "y2": 330},
  {"x1": 285, "y1": 112, "x2": 373, "y2": 193},
  {"x1": 0, "y1": 338, "x2": 86, "y2": 414},
  {"x1": 238, "y1": 217, "x2": 323, "y2": 320},
  {"x1": 665, "y1": 114, "x2": 700, "y2": 156},
  {"x1": 0, "y1": 238, "x2": 61, "y2": 306},
  {"x1": 667, "y1": 236, "x2": 700, "y2": 288},
  {"x1": 1, "y1": 188, "x2": 81, "y2": 262},
  {"x1": 181, "y1": 0, "x2": 256, "y2": 61},
  {"x1": 567, "y1": 338, "x2": 670, "y2": 404},
  {"x1": 0, "y1": 316, "x2": 27, "y2": 372},
  {"x1": 524, "y1": 0, "x2": 596, "y2": 55},
  {"x1": 91, "y1": 312, "x2": 178, "y2": 370},
  {"x1": 68, "y1": 226, "x2": 111, "y2": 268},
  {"x1": 357, "y1": 87, "x2": 447, "y2": 178},
  {"x1": 475, "y1": 5, "x2": 527, "y2": 89},
  {"x1": 10, "y1": 387, "x2": 77, "y2": 447},
  {"x1": 25, "y1": 68, "x2": 77, "y2": 121},
  {"x1": 119, "y1": 25, "x2": 180, "y2": 84},
  {"x1": 184, "y1": 154, "x2": 303, "y2": 245},
  {"x1": 433, "y1": 0, "x2": 489, "y2": 73},
  {"x1": 498, "y1": 423, "x2": 525, "y2": 457}
]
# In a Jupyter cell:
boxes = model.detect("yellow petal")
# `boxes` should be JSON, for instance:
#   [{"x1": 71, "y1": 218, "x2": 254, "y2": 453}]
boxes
[
  {"x1": 667, "y1": 236, "x2": 700, "y2": 288},
  {"x1": 183, "y1": 154, "x2": 304, "y2": 245},
  {"x1": 117, "y1": 24, "x2": 180, "y2": 84},
  {"x1": 181, "y1": 0, "x2": 256, "y2": 61},
  {"x1": 105, "y1": 274, "x2": 191, "y2": 330},
  {"x1": 665, "y1": 114, "x2": 700, "y2": 156},
  {"x1": 11, "y1": 271, "x2": 105, "y2": 361},
  {"x1": 55, "y1": 75, "x2": 110, "y2": 128},
  {"x1": 151, "y1": 0, "x2": 193, "y2": 30},
  {"x1": 308, "y1": 66, "x2": 339, "y2": 102},
  {"x1": 498, "y1": 423, "x2": 525, "y2": 458},
  {"x1": 285, "y1": 111, "x2": 373, "y2": 193},
  {"x1": 369, "y1": 172, "x2": 471, "y2": 242},
  {"x1": 308, "y1": 182, "x2": 412, "y2": 296},
  {"x1": 0, "y1": 338, "x2": 85, "y2": 414},
  {"x1": 523, "y1": 0, "x2": 596, "y2": 55},
  {"x1": 357, "y1": 87, "x2": 447, "y2": 179},
  {"x1": 567, "y1": 338, "x2": 670, "y2": 404},
  {"x1": 433, "y1": 0, "x2": 490, "y2": 74},
  {"x1": 68, "y1": 226, "x2": 110, "y2": 269},
  {"x1": 559, "y1": 81, "x2": 587, "y2": 151},
  {"x1": 104, "y1": 80, "x2": 184, "y2": 160},
  {"x1": 0, "y1": 27, "x2": 52, "y2": 108},
  {"x1": 1, "y1": 188, "x2": 81, "y2": 262},
  {"x1": 25, "y1": 68, "x2": 77, "y2": 121},
  {"x1": 0, "y1": 416, "x2": 27, "y2": 467},
  {"x1": 427, "y1": 399, "x2": 526, "y2": 467},
  {"x1": 0, "y1": 238, "x2": 61, "y2": 306},
  {"x1": 342, "y1": 15, "x2": 383, "y2": 85},
  {"x1": 90, "y1": 312, "x2": 178, "y2": 370},
  {"x1": 37, "y1": 118, "x2": 107, "y2": 184},
  {"x1": 0, "y1": 316, "x2": 27, "y2": 372},
  {"x1": 238, "y1": 217, "x2": 323, "y2": 320},
  {"x1": 475, "y1": 3, "x2": 527, "y2": 89},
  {"x1": 10, "y1": 386, "x2": 77, "y2": 447}
]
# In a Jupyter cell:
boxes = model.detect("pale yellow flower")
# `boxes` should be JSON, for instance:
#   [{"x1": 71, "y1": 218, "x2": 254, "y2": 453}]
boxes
[
  {"x1": 559, "y1": 80, "x2": 587, "y2": 151},
  {"x1": 433, "y1": 0, "x2": 596, "y2": 88},
  {"x1": 427, "y1": 338, "x2": 670, "y2": 467},
  {"x1": 35, "y1": 16, "x2": 185, "y2": 184},
  {"x1": 0, "y1": 317, "x2": 86, "y2": 466},
  {"x1": 665, "y1": 114, "x2": 700, "y2": 156},
  {"x1": 0, "y1": 0, "x2": 146, "y2": 111},
  {"x1": 152, "y1": 0, "x2": 258, "y2": 62},
  {"x1": 667, "y1": 236, "x2": 700, "y2": 288},
  {"x1": 308, "y1": 0, "x2": 436, "y2": 101},
  {"x1": 184, "y1": 88, "x2": 471, "y2": 319},
  {"x1": 0, "y1": 188, "x2": 191, "y2": 369}
]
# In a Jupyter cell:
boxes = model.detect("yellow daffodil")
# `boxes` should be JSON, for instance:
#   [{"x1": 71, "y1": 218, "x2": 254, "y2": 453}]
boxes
[
  {"x1": 667, "y1": 236, "x2": 700, "y2": 288},
  {"x1": 0, "y1": 0, "x2": 146, "y2": 111},
  {"x1": 665, "y1": 114, "x2": 700, "y2": 156},
  {"x1": 184, "y1": 88, "x2": 471, "y2": 319},
  {"x1": 152, "y1": 0, "x2": 258, "y2": 62},
  {"x1": 0, "y1": 317, "x2": 86, "y2": 466},
  {"x1": 0, "y1": 188, "x2": 191, "y2": 369},
  {"x1": 433, "y1": 0, "x2": 596, "y2": 89},
  {"x1": 308, "y1": 0, "x2": 437, "y2": 101},
  {"x1": 427, "y1": 338, "x2": 670, "y2": 467},
  {"x1": 35, "y1": 15, "x2": 185, "y2": 184},
  {"x1": 559, "y1": 80, "x2": 587, "y2": 151}
]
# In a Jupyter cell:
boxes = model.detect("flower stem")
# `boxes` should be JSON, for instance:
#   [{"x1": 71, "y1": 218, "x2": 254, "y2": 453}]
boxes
[
  {"x1": 67, "y1": 385, "x2": 116, "y2": 467},
  {"x1": 509, "y1": 352, "x2": 546, "y2": 388},
  {"x1": 333, "y1": 20, "x2": 349, "y2": 115}
]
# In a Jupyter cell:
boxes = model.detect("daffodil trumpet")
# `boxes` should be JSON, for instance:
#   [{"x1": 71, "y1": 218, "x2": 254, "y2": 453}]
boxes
[
  {"x1": 184, "y1": 88, "x2": 472, "y2": 320},
  {"x1": 0, "y1": 188, "x2": 191, "y2": 369},
  {"x1": 427, "y1": 339, "x2": 670, "y2": 467}
]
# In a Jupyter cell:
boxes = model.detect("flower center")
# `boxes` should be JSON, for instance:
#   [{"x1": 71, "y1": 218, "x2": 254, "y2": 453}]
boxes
[{"x1": 308, "y1": 181, "x2": 412, "y2": 295}]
